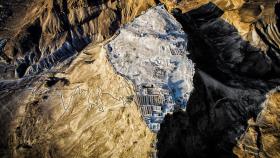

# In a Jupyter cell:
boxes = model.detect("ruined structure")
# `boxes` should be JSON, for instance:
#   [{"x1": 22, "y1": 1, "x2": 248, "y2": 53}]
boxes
[{"x1": 107, "y1": 5, "x2": 195, "y2": 132}]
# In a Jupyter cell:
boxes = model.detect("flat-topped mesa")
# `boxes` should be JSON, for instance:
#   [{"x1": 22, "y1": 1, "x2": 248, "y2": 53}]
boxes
[{"x1": 106, "y1": 5, "x2": 195, "y2": 132}]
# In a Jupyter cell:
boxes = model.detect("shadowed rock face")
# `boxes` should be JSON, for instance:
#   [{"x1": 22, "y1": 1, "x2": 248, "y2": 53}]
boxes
[
  {"x1": 234, "y1": 88, "x2": 280, "y2": 158},
  {"x1": 0, "y1": 0, "x2": 157, "y2": 78},
  {"x1": 0, "y1": 0, "x2": 37, "y2": 28},
  {"x1": 157, "y1": 2, "x2": 280, "y2": 158}
]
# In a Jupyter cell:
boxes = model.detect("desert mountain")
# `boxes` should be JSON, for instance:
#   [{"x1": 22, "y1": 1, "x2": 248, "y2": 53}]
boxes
[{"x1": 0, "y1": 0, "x2": 280, "y2": 158}]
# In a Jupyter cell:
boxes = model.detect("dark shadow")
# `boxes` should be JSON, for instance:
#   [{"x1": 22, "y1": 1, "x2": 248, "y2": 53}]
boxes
[
  {"x1": 87, "y1": 0, "x2": 105, "y2": 6},
  {"x1": 15, "y1": 19, "x2": 42, "y2": 78},
  {"x1": 276, "y1": 2, "x2": 280, "y2": 30},
  {"x1": 157, "y1": 2, "x2": 280, "y2": 158},
  {"x1": 45, "y1": 77, "x2": 69, "y2": 87}
]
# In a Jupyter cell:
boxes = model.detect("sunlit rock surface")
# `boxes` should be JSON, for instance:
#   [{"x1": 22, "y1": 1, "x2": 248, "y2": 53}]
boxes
[
  {"x1": 1, "y1": 44, "x2": 155, "y2": 157},
  {"x1": 233, "y1": 88, "x2": 280, "y2": 158},
  {"x1": 107, "y1": 5, "x2": 195, "y2": 132}
]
